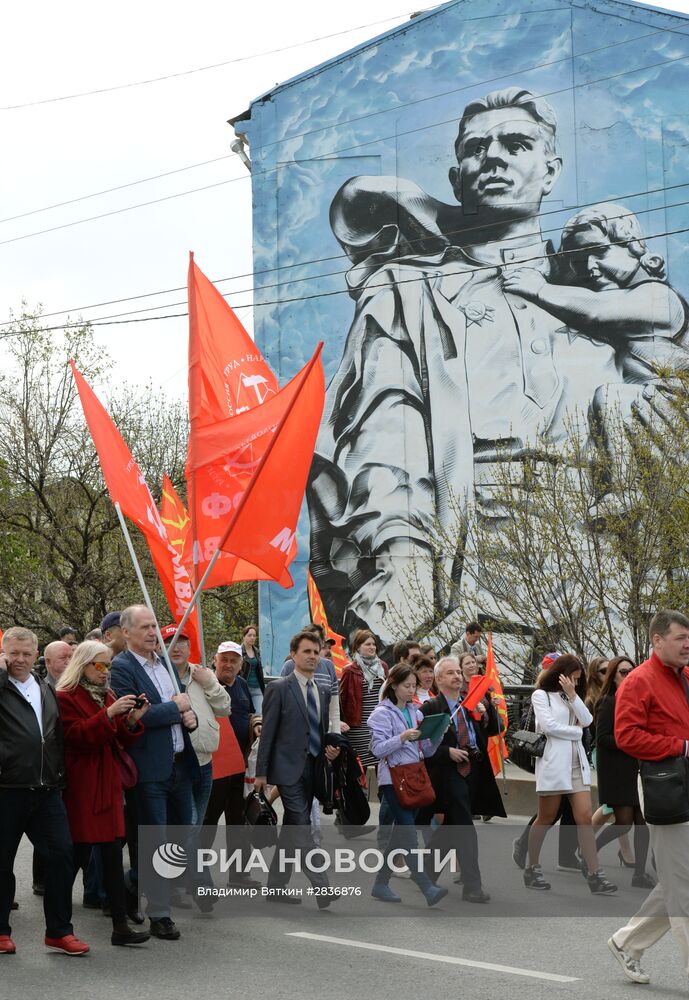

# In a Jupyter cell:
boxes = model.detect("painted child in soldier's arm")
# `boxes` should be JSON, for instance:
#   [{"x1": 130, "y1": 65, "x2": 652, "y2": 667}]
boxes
[{"x1": 502, "y1": 203, "x2": 688, "y2": 382}]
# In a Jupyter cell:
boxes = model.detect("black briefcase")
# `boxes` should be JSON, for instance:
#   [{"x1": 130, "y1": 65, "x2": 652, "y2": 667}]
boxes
[{"x1": 244, "y1": 791, "x2": 278, "y2": 847}]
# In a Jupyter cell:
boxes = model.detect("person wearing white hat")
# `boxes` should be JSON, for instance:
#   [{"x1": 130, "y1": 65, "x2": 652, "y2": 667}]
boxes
[{"x1": 202, "y1": 640, "x2": 258, "y2": 889}]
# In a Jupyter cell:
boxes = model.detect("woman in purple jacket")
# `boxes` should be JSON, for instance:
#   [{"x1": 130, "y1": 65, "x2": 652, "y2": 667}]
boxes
[{"x1": 368, "y1": 664, "x2": 448, "y2": 906}]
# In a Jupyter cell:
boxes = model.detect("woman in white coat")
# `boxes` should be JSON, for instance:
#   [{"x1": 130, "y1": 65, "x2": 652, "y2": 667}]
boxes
[{"x1": 524, "y1": 654, "x2": 617, "y2": 895}]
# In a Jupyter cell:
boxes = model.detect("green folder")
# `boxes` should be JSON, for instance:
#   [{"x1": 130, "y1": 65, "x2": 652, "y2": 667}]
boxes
[{"x1": 417, "y1": 712, "x2": 451, "y2": 742}]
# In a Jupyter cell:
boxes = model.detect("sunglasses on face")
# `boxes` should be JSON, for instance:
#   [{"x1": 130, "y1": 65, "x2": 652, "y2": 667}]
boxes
[{"x1": 91, "y1": 661, "x2": 111, "y2": 672}]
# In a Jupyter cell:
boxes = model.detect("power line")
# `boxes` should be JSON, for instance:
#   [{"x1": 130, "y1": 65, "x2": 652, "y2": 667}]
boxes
[
  {"x1": 1, "y1": 20, "x2": 667, "y2": 229},
  {"x1": 0, "y1": 12, "x2": 423, "y2": 111},
  {"x1": 0, "y1": 155, "x2": 235, "y2": 224},
  {"x1": 0, "y1": 176, "x2": 248, "y2": 247},
  {"x1": 6, "y1": 176, "x2": 688, "y2": 328},
  {"x1": 3, "y1": 35, "x2": 689, "y2": 251},
  {"x1": 5, "y1": 218, "x2": 689, "y2": 336}
]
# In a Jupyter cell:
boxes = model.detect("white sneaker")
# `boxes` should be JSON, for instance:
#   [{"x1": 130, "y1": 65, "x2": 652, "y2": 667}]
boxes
[{"x1": 607, "y1": 937, "x2": 650, "y2": 984}]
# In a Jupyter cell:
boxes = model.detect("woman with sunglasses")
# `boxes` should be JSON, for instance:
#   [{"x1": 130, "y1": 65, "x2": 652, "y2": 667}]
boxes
[
  {"x1": 593, "y1": 656, "x2": 655, "y2": 889},
  {"x1": 56, "y1": 641, "x2": 151, "y2": 945}
]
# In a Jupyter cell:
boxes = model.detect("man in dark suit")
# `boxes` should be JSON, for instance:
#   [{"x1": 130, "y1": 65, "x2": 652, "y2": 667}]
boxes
[
  {"x1": 420, "y1": 655, "x2": 492, "y2": 903},
  {"x1": 255, "y1": 630, "x2": 340, "y2": 907},
  {"x1": 110, "y1": 605, "x2": 199, "y2": 940}
]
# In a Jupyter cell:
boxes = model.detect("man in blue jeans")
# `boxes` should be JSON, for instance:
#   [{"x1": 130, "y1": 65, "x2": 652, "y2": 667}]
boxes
[{"x1": 111, "y1": 605, "x2": 199, "y2": 941}]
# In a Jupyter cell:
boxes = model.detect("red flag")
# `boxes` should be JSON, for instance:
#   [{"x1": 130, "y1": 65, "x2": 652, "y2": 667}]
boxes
[
  {"x1": 212, "y1": 717, "x2": 245, "y2": 779},
  {"x1": 307, "y1": 570, "x2": 348, "y2": 676},
  {"x1": 70, "y1": 362, "x2": 201, "y2": 656},
  {"x1": 484, "y1": 633, "x2": 509, "y2": 775},
  {"x1": 160, "y1": 476, "x2": 191, "y2": 557},
  {"x1": 462, "y1": 673, "x2": 493, "y2": 713},
  {"x1": 187, "y1": 255, "x2": 282, "y2": 588},
  {"x1": 187, "y1": 345, "x2": 325, "y2": 582},
  {"x1": 159, "y1": 476, "x2": 201, "y2": 662}
]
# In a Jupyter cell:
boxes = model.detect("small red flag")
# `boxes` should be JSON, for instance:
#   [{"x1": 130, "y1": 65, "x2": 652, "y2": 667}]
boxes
[
  {"x1": 484, "y1": 633, "x2": 509, "y2": 775},
  {"x1": 462, "y1": 673, "x2": 493, "y2": 713},
  {"x1": 212, "y1": 717, "x2": 246, "y2": 779},
  {"x1": 307, "y1": 570, "x2": 348, "y2": 676},
  {"x1": 159, "y1": 476, "x2": 201, "y2": 662}
]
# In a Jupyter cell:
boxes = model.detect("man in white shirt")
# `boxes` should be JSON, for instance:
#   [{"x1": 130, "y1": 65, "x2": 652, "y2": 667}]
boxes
[
  {"x1": 0, "y1": 626, "x2": 90, "y2": 956},
  {"x1": 256, "y1": 631, "x2": 340, "y2": 906}
]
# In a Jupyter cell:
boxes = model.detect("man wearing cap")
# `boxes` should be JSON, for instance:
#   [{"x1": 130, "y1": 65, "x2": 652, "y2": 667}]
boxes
[
  {"x1": 110, "y1": 605, "x2": 199, "y2": 941},
  {"x1": 101, "y1": 612, "x2": 126, "y2": 655},
  {"x1": 511, "y1": 651, "x2": 579, "y2": 871},
  {"x1": 161, "y1": 625, "x2": 230, "y2": 827},
  {"x1": 203, "y1": 641, "x2": 257, "y2": 888}
]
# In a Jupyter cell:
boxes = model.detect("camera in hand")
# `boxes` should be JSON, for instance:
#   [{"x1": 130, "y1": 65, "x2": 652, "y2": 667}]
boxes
[
  {"x1": 467, "y1": 746, "x2": 483, "y2": 762},
  {"x1": 133, "y1": 697, "x2": 146, "y2": 710}
]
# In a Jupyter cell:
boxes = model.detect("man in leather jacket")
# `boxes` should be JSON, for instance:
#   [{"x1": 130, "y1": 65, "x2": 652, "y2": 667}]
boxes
[{"x1": 0, "y1": 626, "x2": 88, "y2": 955}]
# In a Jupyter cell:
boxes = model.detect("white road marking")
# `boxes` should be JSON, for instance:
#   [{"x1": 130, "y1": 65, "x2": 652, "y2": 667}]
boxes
[{"x1": 286, "y1": 932, "x2": 580, "y2": 983}]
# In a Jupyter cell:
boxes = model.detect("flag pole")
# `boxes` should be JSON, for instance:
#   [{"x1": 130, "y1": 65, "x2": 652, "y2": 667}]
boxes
[
  {"x1": 189, "y1": 472, "x2": 208, "y2": 668},
  {"x1": 187, "y1": 250, "x2": 208, "y2": 668},
  {"x1": 168, "y1": 342, "x2": 324, "y2": 657},
  {"x1": 115, "y1": 502, "x2": 181, "y2": 694}
]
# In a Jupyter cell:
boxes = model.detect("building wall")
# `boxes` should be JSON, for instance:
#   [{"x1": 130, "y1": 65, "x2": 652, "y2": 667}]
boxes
[{"x1": 239, "y1": 0, "x2": 689, "y2": 668}]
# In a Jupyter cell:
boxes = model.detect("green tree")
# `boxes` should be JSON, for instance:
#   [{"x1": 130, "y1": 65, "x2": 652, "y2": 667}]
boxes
[
  {"x1": 385, "y1": 377, "x2": 689, "y2": 676},
  {"x1": 0, "y1": 309, "x2": 256, "y2": 651}
]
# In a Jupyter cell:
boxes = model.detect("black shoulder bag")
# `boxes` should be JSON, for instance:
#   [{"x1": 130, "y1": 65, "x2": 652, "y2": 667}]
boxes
[
  {"x1": 639, "y1": 672, "x2": 689, "y2": 825},
  {"x1": 510, "y1": 701, "x2": 547, "y2": 774}
]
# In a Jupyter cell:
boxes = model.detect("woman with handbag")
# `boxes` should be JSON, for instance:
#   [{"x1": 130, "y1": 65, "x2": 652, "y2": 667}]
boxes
[
  {"x1": 367, "y1": 664, "x2": 448, "y2": 906},
  {"x1": 524, "y1": 653, "x2": 618, "y2": 895},
  {"x1": 56, "y1": 641, "x2": 150, "y2": 946},
  {"x1": 594, "y1": 657, "x2": 655, "y2": 889}
]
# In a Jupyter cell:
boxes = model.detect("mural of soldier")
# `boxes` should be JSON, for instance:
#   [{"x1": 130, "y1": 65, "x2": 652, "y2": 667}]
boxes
[{"x1": 307, "y1": 86, "x2": 688, "y2": 645}]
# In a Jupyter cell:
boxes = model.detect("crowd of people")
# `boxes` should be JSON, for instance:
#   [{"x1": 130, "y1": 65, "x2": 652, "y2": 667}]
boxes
[{"x1": 1, "y1": 609, "x2": 689, "y2": 987}]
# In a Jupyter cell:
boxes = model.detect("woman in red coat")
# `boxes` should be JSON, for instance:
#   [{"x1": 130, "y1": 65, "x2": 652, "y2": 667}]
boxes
[{"x1": 56, "y1": 640, "x2": 150, "y2": 946}]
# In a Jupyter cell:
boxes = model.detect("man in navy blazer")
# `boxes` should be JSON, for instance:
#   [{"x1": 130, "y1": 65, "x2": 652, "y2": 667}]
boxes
[
  {"x1": 255, "y1": 630, "x2": 340, "y2": 906},
  {"x1": 111, "y1": 605, "x2": 199, "y2": 940}
]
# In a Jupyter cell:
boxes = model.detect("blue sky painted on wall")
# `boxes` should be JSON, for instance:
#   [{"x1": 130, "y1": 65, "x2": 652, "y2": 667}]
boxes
[{"x1": 239, "y1": 0, "x2": 689, "y2": 666}]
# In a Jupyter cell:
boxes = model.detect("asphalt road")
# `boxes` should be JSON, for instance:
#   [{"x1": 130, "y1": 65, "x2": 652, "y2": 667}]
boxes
[{"x1": 3, "y1": 813, "x2": 689, "y2": 1000}]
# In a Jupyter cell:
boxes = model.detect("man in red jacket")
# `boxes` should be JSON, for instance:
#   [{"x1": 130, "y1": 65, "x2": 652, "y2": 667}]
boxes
[{"x1": 608, "y1": 608, "x2": 689, "y2": 986}]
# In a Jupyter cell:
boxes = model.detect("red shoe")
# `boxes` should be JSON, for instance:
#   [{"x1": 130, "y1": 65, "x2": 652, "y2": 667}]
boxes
[
  {"x1": 44, "y1": 934, "x2": 90, "y2": 956},
  {"x1": 0, "y1": 935, "x2": 17, "y2": 955}
]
